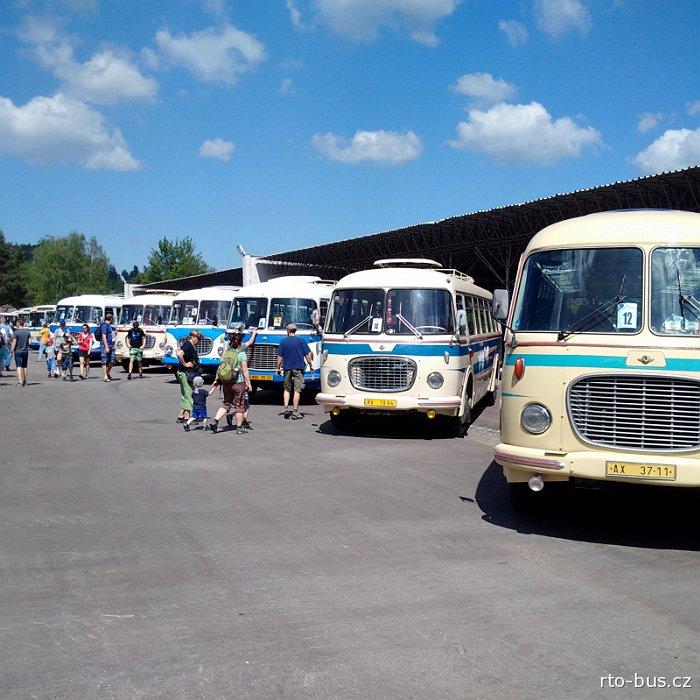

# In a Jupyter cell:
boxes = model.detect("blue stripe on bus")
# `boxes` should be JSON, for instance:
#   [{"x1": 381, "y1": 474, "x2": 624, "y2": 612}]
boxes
[
  {"x1": 322, "y1": 338, "x2": 500, "y2": 357},
  {"x1": 505, "y1": 353, "x2": 700, "y2": 373}
]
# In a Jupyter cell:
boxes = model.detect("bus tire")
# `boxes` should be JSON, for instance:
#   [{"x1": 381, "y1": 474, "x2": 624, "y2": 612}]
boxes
[
  {"x1": 447, "y1": 378, "x2": 472, "y2": 437},
  {"x1": 330, "y1": 410, "x2": 354, "y2": 431}
]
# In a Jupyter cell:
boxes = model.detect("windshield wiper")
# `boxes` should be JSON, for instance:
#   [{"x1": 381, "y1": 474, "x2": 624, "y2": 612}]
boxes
[
  {"x1": 344, "y1": 315, "x2": 373, "y2": 337},
  {"x1": 676, "y1": 265, "x2": 700, "y2": 322},
  {"x1": 557, "y1": 295, "x2": 624, "y2": 341},
  {"x1": 395, "y1": 313, "x2": 423, "y2": 339}
]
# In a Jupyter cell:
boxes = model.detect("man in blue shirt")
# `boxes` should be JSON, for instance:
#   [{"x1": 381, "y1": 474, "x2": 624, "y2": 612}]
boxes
[
  {"x1": 276, "y1": 323, "x2": 313, "y2": 419},
  {"x1": 100, "y1": 312, "x2": 116, "y2": 382}
]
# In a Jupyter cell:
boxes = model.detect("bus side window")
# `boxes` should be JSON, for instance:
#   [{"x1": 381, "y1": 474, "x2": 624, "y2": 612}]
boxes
[
  {"x1": 467, "y1": 296, "x2": 479, "y2": 335},
  {"x1": 319, "y1": 299, "x2": 328, "y2": 326},
  {"x1": 483, "y1": 299, "x2": 493, "y2": 334}
]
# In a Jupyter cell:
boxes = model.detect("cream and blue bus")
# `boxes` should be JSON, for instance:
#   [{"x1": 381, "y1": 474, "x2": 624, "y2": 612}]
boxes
[
  {"x1": 51, "y1": 294, "x2": 123, "y2": 355},
  {"x1": 494, "y1": 210, "x2": 700, "y2": 508},
  {"x1": 162, "y1": 287, "x2": 238, "y2": 370},
  {"x1": 223, "y1": 276, "x2": 334, "y2": 389},
  {"x1": 27, "y1": 305, "x2": 56, "y2": 349},
  {"x1": 316, "y1": 259, "x2": 500, "y2": 435}
]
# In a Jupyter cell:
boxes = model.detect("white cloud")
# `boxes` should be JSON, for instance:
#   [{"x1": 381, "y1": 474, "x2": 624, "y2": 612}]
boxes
[
  {"x1": 634, "y1": 128, "x2": 700, "y2": 173},
  {"x1": 535, "y1": 0, "x2": 591, "y2": 38},
  {"x1": 286, "y1": 0, "x2": 305, "y2": 29},
  {"x1": 315, "y1": 0, "x2": 461, "y2": 46},
  {"x1": 151, "y1": 23, "x2": 265, "y2": 84},
  {"x1": 499, "y1": 19, "x2": 529, "y2": 46},
  {"x1": 278, "y1": 78, "x2": 294, "y2": 95},
  {"x1": 18, "y1": 17, "x2": 157, "y2": 105},
  {"x1": 199, "y1": 137, "x2": 235, "y2": 162},
  {"x1": 452, "y1": 72, "x2": 517, "y2": 106},
  {"x1": 311, "y1": 129, "x2": 423, "y2": 164},
  {"x1": 448, "y1": 101, "x2": 602, "y2": 164},
  {"x1": 636, "y1": 112, "x2": 660, "y2": 134},
  {"x1": 0, "y1": 92, "x2": 140, "y2": 171},
  {"x1": 687, "y1": 101, "x2": 700, "y2": 116}
]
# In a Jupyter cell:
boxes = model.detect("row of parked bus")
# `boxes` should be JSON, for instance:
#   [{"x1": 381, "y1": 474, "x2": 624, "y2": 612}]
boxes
[{"x1": 19, "y1": 209, "x2": 700, "y2": 504}]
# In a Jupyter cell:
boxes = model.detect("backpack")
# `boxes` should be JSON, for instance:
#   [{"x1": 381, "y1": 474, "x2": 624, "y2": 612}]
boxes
[
  {"x1": 94, "y1": 323, "x2": 103, "y2": 342},
  {"x1": 216, "y1": 349, "x2": 240, "y2": 384}
]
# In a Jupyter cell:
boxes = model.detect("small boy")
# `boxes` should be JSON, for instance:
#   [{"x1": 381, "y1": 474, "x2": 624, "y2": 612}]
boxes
[
  {"x1": 45, "y1": 337, "x2": 58, "y2": 378},
  {"x1": 59, "y1": 333, "x2": 74, "y2": 381},
  {"x1": 183, "y1": 376, "x2": 209, "y2": 431}
]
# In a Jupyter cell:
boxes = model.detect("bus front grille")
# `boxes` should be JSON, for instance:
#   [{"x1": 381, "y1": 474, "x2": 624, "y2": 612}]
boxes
[
  {"x1": 568, "y1": 375, "x2": 700, "y2": 451},
  {"x1": 348, "y1": 356, "x2": 417, "y2": 393},
  {"x1": 247, "y1": 344, "x2": 278, "y2": 370},
  {"x1": 180, "y1": 336, "x2": 213, "y2": 356},
  {"x1": 144, "y1": 335, "x2": 156, "y2": 350}
]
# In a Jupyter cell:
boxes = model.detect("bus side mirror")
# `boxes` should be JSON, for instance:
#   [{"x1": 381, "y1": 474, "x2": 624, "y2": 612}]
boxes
[
  {"x1": 311, "y1": 309, "x2": 320, "y2": 326},
  {"x1": 456, "y1": 308, "x2": 467, "y2": 334},
  {"x1": 492, "y1": 289, "x2": 509, "y2": 321}
]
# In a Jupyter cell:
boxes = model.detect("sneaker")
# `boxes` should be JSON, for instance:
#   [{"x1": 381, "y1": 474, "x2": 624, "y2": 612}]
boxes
[
  {"x1": 210, "y1": 420, "x2": 219, "y2": 434},
  {"x1": 176, "y1": 416, "x2": 185, "y2": 423},
  {"x1": 236, "y1": 426, "x2": 246, "y2": 435},
  {"x1": 183, "y1": 422, "x2": 190, "y2": 432},
  {"x1": 139, "y1": 373, "x2": 143, "y2": 379},
  {"x1": 226, "y1": 413, "x2": 233, "y2": 427},
  {"x1": 63, "y1": 377, "x2": 68, "y2": 382},
  {"x1": 47, "y1": 373, "x2": 52, "y2": 378},
  {"x1": 127, "y1": 374, "x2": 132, "y2": 380},
  {"x1": 242, "y1": 419, "x2": 253, "y2": 429},
  {"x1": 79, "y1": 374, "x2": 85, "y2": 380},
  {"x1": 284, "y1": 408, "x2": 292, "y2": 419},
  {"x1": 291, "y1": 411, "x2": 303, "y2": 420},
  {"x1": 203, "y1": 425, "x2": 210, "y2": 431}
]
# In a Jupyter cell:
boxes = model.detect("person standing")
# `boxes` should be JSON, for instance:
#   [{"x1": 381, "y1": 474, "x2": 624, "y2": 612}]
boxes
[
  {"x1": 175, "y1": 330, "x2": 201, "y2": 422},
  {"x1": 125, "y1": 320, "x2": 146, "y2": 380},
  {"x1": 59, "y1": 333, "x2": 75, "y2": 381},
  {"x1": 275, "y1": 323, "x2": 313, "y2": 420},
  {"x1": 10, "y1": 317, "x2": 31, "y2": 387},
  {"x1": 76, "y1": 323, "x2": 93, "y2": 380},
  {"x1": 99, "y1": 313, "x2": 116, "y2": 382},
  {"x1": 53, "y1": 319, "x2": 69, "y2": 368},
  {"x1": 45, "y1": 337, "x2": 58, "y2": 378},
  {"x1": 209, "y1": 333, "x2": 252, "y2": 434},
  {"x1": 224, "y1": 325, "x2": 257, "y2": 429},
  {"x1": 37, "y1": 322, "x2": 51, "y2": 362},
  {"x1": 0, "y1": 315, "x2": 13, "y2": 373}
]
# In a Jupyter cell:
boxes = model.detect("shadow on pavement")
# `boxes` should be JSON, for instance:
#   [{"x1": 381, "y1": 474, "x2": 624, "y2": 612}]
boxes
[{"x1": 475, "y1": 461, "x2": 700, "y2": 551}]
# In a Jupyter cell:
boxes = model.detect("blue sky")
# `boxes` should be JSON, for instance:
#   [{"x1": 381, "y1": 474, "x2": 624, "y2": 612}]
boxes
[{"x1": 1, "y1": 0, "x2": 699, "y2": 272}]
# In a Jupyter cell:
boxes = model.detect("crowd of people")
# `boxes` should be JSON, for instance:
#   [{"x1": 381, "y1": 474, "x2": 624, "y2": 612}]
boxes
[{"x1": 1, "y1": 313, "x2": 315, "y2": 436}]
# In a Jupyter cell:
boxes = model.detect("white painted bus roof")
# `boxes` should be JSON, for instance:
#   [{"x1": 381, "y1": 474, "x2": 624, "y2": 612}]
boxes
[
  {"x1": 333, "y1": 266, "x2": 492, "y2": 298},
  {"x1": 528, "y1": 210, "x2": 700, "y2": 252},
  {"x1": 121, "y1": 294, "x2": 177, "y2": 306},
  {"x1": 171, "y1": 287, "x2": 240, "y2": 302},
  {"x1": 55, "y1": 294, "x2": 124, "y2": 306},
  {"x1": 238, "y1": 277, "x2": 334, "y2": 298}
]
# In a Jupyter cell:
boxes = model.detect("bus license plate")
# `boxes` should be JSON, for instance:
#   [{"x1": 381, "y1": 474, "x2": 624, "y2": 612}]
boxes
[
  {"x1": 364, "y1": 398, "x2": 397, "y2": 408},
  {"x1": 254, "y1": 374, "x2": 275, "y2": 381},
  {"x1": 605, "y1": 462, "x2": 676, "y2": 481}
]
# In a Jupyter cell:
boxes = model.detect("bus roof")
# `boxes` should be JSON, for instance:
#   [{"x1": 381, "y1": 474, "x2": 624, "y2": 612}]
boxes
[
  {"x1": 237, "y1": 276, "x2": 334, "y2": 298},
  {"x1": 171, "y1": 286, "x2": 240, "y2": 303},
  {"x1": 527, "y1": 210, "x2": 700, "y2": 253},
  {"x1": 334, "y1": 265, "x2": 492, "y2": 298},
  {"x1": 121, "y1": 293, "x2": 177, "y2": 306},
  {"x1": 55, "y1": 294, "x2": 124, "y2": 306}
]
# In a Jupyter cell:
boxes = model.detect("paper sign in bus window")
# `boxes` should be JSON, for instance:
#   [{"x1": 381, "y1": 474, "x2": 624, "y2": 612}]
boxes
[
  {"x1": 258, "y1": 318, "x2": 266, "y2": 329},
  {"x1": 371, "y1": 317, "x2": 382, "y2": 332},
  {"x1": 616, "y1": 302, "x2": 638, "y2": 330},
  {"x1": 273, "y1": 316, "x2": 283, "y2": 327}
]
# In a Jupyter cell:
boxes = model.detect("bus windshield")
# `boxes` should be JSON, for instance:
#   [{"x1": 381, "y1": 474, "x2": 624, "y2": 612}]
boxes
[
  {"x1": 198, "y1": 300, "x2": 232, "y2": 326},
  {"x1": 385, "y1": 289, "x2": 454, "y2": 335},
  {"x1": 119, "y1": 305, "x2": 144, "y2": 324},
  {"x1": 229, "y1": 297, "x2": 268, "y2": 329},
  {"x1": 513, "y1": 247, "x2": 643, "y2": 334},
  {"x1": 268, "y1": 298, "x2": 317, "y2": 329},
  {"x1": 73, "y1": 306, "x2": 102, "y2": 324},
  {"x1": 327, "y1": 289, "x2": 385, "y2": 335},
  {"x1": 55, "y1": 305, "x2": 74, "y2": 322},
  {"x1": 170, "y1": 300, "x2": 198, "y2": 325},
  {"x1": 651, "y1": 247, "x2": 700, "y2": 335},
  {"x1": 29, "y1": 312, "x2": 46, "y2": 327},
  {"x1": 143, "y1": 304, "x2": 170, "y2": 326}
]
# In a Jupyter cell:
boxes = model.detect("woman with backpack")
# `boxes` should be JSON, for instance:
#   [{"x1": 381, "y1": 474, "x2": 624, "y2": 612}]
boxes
[
  {"x1": 175, "y1": 330, "x2": 201, "y2": 423},
  {"x1": 208, "y1": 332, "x2": 252, "y2": 434}
]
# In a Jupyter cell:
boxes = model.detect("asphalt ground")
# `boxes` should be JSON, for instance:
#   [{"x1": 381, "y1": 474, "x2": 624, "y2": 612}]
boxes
[{"x1": 1, "y1": 358, "x2": 698, "y2": 697}]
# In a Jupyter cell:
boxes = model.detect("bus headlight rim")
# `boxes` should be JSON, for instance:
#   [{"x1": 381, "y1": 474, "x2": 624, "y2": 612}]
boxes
[
  {"x1": 327, "y1": 370, "x2": 341, "y2": 387},
  {"x1": 165, "y1": 345, "x2": 173, "y2": 356},
  {"x1": 520, "y1": 403, "x2": 552, "y2": 435},
  {"x1": 427, "y1": 372, "x2": 444, "y2": 389}
]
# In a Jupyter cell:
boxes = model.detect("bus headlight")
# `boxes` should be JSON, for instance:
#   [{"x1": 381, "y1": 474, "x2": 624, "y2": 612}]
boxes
[
  {"x1": 427, "y1": 372, "x2": 444, "y2": 389},
  {"x1": 158, "y1": 342, "x2": 165, "y2": 349},
  {"x1": 327, "y1": 370, "x2": 341, "y2": 387},
  {"x1": 217, "y1": 346, "x2": 224, "y2": 356},
  {"x1": 165, "y1": 345, "x2": 173, "y2": 356},
  {"x1": 116, "y1": 341, "x2": 123, "y2": 349},
  {"x1": 521, "y1": 403, "x2": 551, "y2": 434}
]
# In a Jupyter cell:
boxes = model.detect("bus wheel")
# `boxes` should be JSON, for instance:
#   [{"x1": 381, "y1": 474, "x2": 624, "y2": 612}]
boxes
[
  {"x1": 330, "y1": 410, "x2": 354, "y2": 431},
  {"x1": 447, "y1": 402, "x2": 471, "y2": 437}
]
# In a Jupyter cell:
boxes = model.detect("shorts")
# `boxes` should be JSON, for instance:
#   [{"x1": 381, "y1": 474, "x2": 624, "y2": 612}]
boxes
[
  {"x1": 61, "y1": 355, "x2": 73, "y2": 370},
  {"x1": 15, "y1": 352, "x2": 29, "y2": 369},
  {"x1": 191, "y1": 407, "x2": 208, "y2": 421},
  {"x1": 283, "y1": 369, "x2": 305, "y2": 393},
  {"x1": 222, "y1": 382, "x2": 246, "y2": 414},
  {"x1": 101, "y1": 347, "x2": 116, "y2": 365},
  {"x1": 78, "y1": 349, "x2": 90, "y2": 359},
  {"x1": 129, "y1": 347, "x2": 144, "y2": 360}
]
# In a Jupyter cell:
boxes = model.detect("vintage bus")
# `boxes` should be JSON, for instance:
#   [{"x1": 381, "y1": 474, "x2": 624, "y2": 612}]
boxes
[
  {"x1": 223, "y1": 276, "x2": 334, "y2": 389},
  {"x1": 162, "y1": 287, "x2": 238, "y2": 370},
  {"x1": 27, "y1": 305, "x2": 56, "y2": 348},
  {"x1": 51, "y1": 294, "x2": 123, "y2": 355},
  {"x1": 115, "y1": 293, "x2": 176, "y2": 369},
  {"x1": 494, "y1": 210, "x2": 700, "y2": 508},
  {"x1": 316, "y1": 259, "x2": 500, "y2": 435}
]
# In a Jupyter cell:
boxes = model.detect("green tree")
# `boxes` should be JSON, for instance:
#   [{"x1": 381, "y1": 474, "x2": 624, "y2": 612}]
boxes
[
  {"x1": 141, "y1": 236, "x2": 212, "y2": 283},
  {"x1": 0, "y1": 231, "x2": 30, "y2": 307},
  {"x1": 24, "y1": 231, "x2": 111, "y2": 304}
]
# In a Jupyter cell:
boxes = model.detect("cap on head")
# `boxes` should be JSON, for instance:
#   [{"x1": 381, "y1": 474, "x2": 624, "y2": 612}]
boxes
[
  {"x1": 193, "y1": 376, "x2": 204, "y2": 388},
  {"x1": 287, "y1": 323, "x2": 297, "y2": 331}
]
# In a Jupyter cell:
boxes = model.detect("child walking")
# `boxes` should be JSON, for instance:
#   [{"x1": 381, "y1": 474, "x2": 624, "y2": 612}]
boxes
[
  {"x1": 59, "y1": 333, "x2": 74, "y2": 381},
  {"x1": 183, "y1": 376, "x2": 210, "y2": 431},
  {"x1": 45, "y1": 338, "x2": 58, "y2": 378}
]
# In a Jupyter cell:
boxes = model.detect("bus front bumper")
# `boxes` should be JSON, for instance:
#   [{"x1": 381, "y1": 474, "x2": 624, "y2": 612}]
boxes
[
  {"x1": 316, "y1": 393, "x2": 461, "y2": 416},
  {"x1": 495, "y1": 443, "x2": 700, "y2": 488}
]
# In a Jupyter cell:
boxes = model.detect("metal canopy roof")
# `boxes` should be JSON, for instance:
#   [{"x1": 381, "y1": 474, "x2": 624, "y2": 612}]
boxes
[{"x1": 142, "y1": 166, "x2": 699, "y2": 292}]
